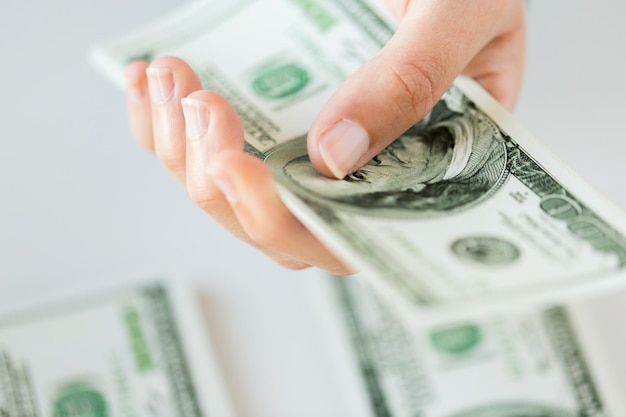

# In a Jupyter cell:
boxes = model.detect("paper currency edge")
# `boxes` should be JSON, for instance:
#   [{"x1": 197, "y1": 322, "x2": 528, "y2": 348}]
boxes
[
  {"x1": 87, "y1": 0, "x2": 216, "y2": 90},
  {"x1": 86, "y1": 0, "x2": 626, "y2": 322},
  {"x1": 87, "y1": 0, "x2": 626, "y2": 239},
  {"x1": 0, "y1": 273, "x2": 235, "y2": 417},
  {"x1": 564, "y1": 303, "x2": 626, "y2": 416},
  {"x1": 302, "y1": 273, "x2": 626, "y2": 416}
]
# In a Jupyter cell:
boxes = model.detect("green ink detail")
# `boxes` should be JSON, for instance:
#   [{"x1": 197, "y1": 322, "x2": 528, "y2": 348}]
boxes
[
  {"x1": 52, "y1": 383, "x2": 107, "y2": 417},
  {"x1": 252, "y1": 64, "x2": 310, "y2": 99},
  {"x1": 290, "y1": 0, "x2": 337, "y2": 32},
  {"x1": 430, "y1": 324, "x2": 482, "y2": 355},
  {"x1": 124, "y1": 306, "x2": 154, "y2": 372},
  {"x1": 451, "y1": 236, "x2": 520, "y2": 265}
]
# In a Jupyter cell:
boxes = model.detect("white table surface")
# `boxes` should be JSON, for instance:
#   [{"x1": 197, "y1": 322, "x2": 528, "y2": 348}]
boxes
[{"x1": 1, "y1": 1, "x2": 625, "y2": 416}]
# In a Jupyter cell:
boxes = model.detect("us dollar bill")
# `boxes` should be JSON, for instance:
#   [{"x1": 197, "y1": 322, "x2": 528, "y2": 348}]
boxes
[
  {"x1": 0, "y1": 281, "x2": 233, "y2": 417},
  {"x1": 90, "y1": 0, "x2": 626, "y2": 316},
  {"x1": 311, "y1": 274, "x2": 621, "y2": 417}
]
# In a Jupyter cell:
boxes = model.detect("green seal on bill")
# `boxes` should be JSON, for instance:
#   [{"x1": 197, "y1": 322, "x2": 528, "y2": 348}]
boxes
[
  {"x1": 451, "y1": 236, "x2": 520, "y2": 265},
  {"x1": 429, "y1": 324, "x2": 482, "y2": 355},
  {"x1": 252, "y1": 63, "x2": 310, "y2": 99},
  {"x1": 52, "y1": 382, "x2": 108, "y2": 417}
]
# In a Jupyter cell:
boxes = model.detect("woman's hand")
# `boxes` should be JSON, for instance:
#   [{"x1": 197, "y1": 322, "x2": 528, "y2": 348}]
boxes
[
  {"x1": 307, "y1": 0, "x2": 526, "y2": 179},
  {"x1": 124, "y1": 0, "x2": 526, "y2": 275},
  {"x1": 126, "y1": 57, "x2": 352, "y2": 274}
]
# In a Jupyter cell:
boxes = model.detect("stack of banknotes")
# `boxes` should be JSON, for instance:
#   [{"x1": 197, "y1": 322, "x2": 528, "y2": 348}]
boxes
[
  {"x1": 307, "y1": 273, "x2": 625, "y2": 416},
  {"x1": 0, "y1": 281, "x2": 234, "y2": 417},
  {"x1": 2, "y1": 277, "x2": 624, "y2": 416},
  {"x1": 4, "y1": 0, "x2": 626, "y2": 415}
]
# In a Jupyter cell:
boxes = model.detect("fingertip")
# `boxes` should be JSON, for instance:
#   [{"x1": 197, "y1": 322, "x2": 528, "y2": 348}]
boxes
[
  {"x1": 125, "y1": 60, "x2": 150, "y2": 83},
  {"x1": 309, "y1": 119, "x2": 370, "y2": 179},
  {"x1": 185, "y1": 90, "x2": 245, "y2": 153},
  {"x1": 185, "y1": 89, "x2": 235, "y2": 113},
  {"x1": 147, "y1": 56, "x2": 191, "y2": 71},
  {"x1": 125, "y1": 61, "x2": 154, "y2": 150},
  {"x1": 146, "y1": 56, "x2": 204, "y2": 96},
  {"x1": 306, "y1": 130, "x2": 334, "y2": 178}
]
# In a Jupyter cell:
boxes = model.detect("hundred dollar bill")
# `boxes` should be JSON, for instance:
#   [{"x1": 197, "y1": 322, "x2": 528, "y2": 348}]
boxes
[
  {"x1": 308, "y1": 274, "x2": 624, "y2": 417},
  {"x1": 90, "y1": 0, "x2": 626, "y2": 316},
  {"x1": 0, "y1": 280, "x2": 233, "y2": 417}
]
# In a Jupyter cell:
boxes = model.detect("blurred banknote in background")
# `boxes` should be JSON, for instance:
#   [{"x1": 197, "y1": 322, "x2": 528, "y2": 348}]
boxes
[
  {"x1": 90, "y1": 0, "x2": 626, "y2": 320},
  {"x1": 309, "y1": 274, "x2": 624, "y2": 417},
  {"x1": 2, "y1": 275, "x2": 623, "y2": 417},
  {"x1": 0, "y1": 281, "x2": 233, "y2": 417}
]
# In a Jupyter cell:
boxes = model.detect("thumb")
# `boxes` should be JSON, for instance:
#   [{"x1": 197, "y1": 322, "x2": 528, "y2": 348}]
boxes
[{"x1": 307, "y1": 0, "x2": 507, "y2": 179}]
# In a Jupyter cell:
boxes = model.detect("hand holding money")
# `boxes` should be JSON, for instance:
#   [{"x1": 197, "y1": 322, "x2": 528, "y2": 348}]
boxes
[
  {"x1": 124, "y1": 0, "x2": 526, "y2": 276},
  {"x1": 307, "y1": 0, "x2": 526, "y2": 179},
  {"x1": 126, "y1": 56, "x2": 351, "y2": 274},
  {"x1": 95, "y1": 0, "x2": 626, "y2": 315}
]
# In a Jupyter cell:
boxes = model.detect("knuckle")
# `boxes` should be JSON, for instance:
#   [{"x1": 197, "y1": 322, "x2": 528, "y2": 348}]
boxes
[
  {"x1": 247, "y1": 224, "x2": 284, "y2": 250},
  {"x1": 155, "y1": 148, "x2": 183, "y2": 172},
  {"x1": 189, "y1": 187, "x2": 223, "y2": 215},
  {"x1": 384, "y1": 58, "x2": 443, "y2": 123}
]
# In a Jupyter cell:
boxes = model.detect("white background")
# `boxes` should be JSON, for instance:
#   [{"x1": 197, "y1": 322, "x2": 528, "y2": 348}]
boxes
[{"x1": 1, "y1": 1, "x2": 626, "y2": 416}]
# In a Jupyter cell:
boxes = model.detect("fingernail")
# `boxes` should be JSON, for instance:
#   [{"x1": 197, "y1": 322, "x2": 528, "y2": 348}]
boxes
[
  {"x1": 318, "y1": 119, "x2": 369, "y2": 178},
  {"x1": 208, "y1": 168, "x2": 239, "y2": 203},
  {"x1": 181, "y1": 98, "x2": 210, "y2": 141},
  {"x1": 146, "y1": 67, "x2": 174, "y2": 105}
]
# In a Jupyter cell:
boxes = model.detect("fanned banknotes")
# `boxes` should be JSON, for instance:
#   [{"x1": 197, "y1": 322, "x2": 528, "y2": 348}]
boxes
[
  {"x1": 306, "y1": 274, "x2": 625, "y2": 416},
  {"x1": 90, "y1": 0, "x2": 626, "y2": 319},
  {"x1": 0, "y1": 280, "x2": 233, "y2": 417}
]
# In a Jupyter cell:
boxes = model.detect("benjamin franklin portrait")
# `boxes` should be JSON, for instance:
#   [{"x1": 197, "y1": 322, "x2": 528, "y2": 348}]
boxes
[{"x1": 265, "y1": 87, "x2": 509, "y2": 218}]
